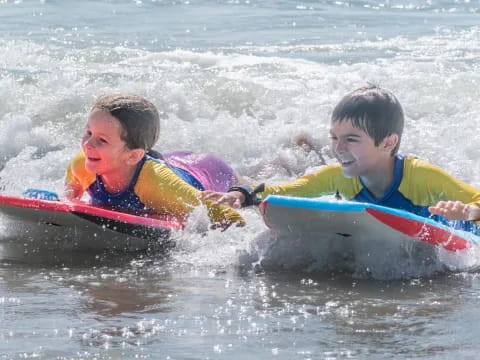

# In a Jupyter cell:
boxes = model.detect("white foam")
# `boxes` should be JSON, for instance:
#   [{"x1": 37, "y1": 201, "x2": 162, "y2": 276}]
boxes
[{"x1": 1, "y1": 28, "x2": 480, "y2": 276}]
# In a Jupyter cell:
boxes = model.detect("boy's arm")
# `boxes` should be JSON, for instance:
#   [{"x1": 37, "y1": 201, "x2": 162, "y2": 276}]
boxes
[
  {"x1": 405, "y1": 158, "x2": 480, "y2": 220},
  {"x1": 429, "y1": 201, "x2": 480, "y2": 221},
  {"x1": 426, "y1": 167, "x2": 480, "y2": 206},
  {"x1": 136, "y1": 163, "x2": 245, "y2": 229},
  {"x1": 261, "y1": 165, "x2": 343, "y2": 198},
  {"x1": 203, "y1": 164, "x2": 347, "y2": 207},
  {"x1": 64, "y1": 152, "x2": 94, "y2": 201}
]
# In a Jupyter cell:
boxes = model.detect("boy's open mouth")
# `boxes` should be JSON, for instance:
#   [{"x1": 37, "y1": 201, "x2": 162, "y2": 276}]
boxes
[
  {"x1": 340, "y1": 159, "x2": 355, "y2": 166},
  {"x1": 87, "y1": 157, "x2": 101, "y2": 162}
]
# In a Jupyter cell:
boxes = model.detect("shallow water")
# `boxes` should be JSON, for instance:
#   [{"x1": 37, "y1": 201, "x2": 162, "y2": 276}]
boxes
[
  {"x1": 1, "y1": 0, "x2": 480, "y2": 358},
  {"x1": 3, "y1": 258, "x2": 480, "y2": 359}
]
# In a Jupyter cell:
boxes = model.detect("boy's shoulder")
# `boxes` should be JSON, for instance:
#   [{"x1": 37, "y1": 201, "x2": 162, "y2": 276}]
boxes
[
  {"x1": 403, "y1": 156, "x2": 451, "y2": 179},
  {"x1": 69, "y1": 152, "x2": 90, "y2": 177},
  {"x1": 137, "y1": 157, "x2": 181, "y2": 187},
  {"x1": 404, "y1": 156, "x2": 441, "y2": 169},
  {"x1": 141, "y1": 156, "x2": 169, "y2": 174},
  {"x1": 67, "y1": 152, "x2": 96, "y2": 188},
  {"x1": 70, "y1": 151, "x2": 86, "y2": 168}
]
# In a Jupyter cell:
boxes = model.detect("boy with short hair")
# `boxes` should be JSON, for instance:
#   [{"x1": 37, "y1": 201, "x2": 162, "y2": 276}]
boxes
[{"x1": 203, "y1": 85, "x2": 480, "y2": 229}]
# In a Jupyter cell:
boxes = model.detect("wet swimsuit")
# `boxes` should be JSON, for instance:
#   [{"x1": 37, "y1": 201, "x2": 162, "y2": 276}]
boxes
[
  {"x1": 257, "y1": 155, "x2": 480, "y2": 231},
  {"x1": 65, "y1": 152, "x2": 242, "y2": 225}
]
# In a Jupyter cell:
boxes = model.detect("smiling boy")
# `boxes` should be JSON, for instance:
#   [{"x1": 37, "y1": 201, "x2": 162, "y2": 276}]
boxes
[{"x1": 203, "y1": 85, "x2": 480, "y2": 229}]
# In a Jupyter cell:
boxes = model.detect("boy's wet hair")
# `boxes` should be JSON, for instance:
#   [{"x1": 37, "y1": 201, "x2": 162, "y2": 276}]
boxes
[
  {"x1": 92, "y1": 94, "x2": 160, "y2": 154},
  {"x1": 332, "y1": 85, "x2": 404, "y2": 155}
]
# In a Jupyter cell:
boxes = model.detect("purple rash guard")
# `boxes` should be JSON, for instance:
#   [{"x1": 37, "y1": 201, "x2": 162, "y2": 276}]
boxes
[{"x1": 163, "y1": 151, "x2": 237, "y2": 192}]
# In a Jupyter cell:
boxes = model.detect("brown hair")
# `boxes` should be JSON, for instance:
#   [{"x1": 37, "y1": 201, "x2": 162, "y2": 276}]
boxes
[
  {"x1": 332, "y1": 85, "x2": 404, "y2": 155},
  {"x1": 92, "y1": 94, "x2": 160, "y2": 154}
]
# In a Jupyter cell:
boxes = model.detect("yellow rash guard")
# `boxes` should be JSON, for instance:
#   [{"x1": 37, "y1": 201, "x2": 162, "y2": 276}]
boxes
[
  {"x1": 258, "y1": 155, "x2": 480, "y2": 231},
  {"x1": 66, "y1": 152, "x2": 244, "y2": 227}
]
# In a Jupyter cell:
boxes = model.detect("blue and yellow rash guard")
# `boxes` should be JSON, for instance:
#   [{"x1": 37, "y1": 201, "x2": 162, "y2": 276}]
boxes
[
  {"x1": 65, "y1": 152, "x2": 244, "y2": 226},
  {"x1": 258, "y1": 156, "x2": 480, "y2": 231}
]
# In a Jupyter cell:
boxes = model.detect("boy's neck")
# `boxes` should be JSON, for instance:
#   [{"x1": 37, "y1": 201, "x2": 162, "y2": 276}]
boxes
[
  {"x1": 101, "y1": 164, "x2": 138, "y2": 194},
  {"x1": 360, "y1": 156, "x2": 396, "y2": 200}
]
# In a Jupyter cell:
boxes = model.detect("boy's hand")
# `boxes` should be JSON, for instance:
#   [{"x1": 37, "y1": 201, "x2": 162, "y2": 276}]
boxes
[
  {"x1": 201, "y1": 190, "x2": 245, "y2": 209},
  {"x1": 428, "y1": 201, "x2": 480, "y2": 221}
]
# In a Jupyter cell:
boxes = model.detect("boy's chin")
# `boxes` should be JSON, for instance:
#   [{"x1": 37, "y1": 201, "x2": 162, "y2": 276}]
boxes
[
  {"x1": 341, "y1": 168, "x2": 357, "y2": 179},
  {"x1": 85, "y1": 163, "x2": 100, "y2": 174}
]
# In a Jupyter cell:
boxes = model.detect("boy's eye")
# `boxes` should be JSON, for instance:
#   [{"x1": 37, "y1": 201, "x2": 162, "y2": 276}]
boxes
[
  {"x1": 329, "y1": 136, "x2": 337, "y2": 141},
  {"x1": 99, "y1": 138, "x2": 108, "y2": 144},
  {"x1": 347, "y1": 137, "x2": 358, "y2": 142}
]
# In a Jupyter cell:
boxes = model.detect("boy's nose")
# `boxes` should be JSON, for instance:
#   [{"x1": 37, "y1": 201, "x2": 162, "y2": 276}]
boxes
[
  {"x1": 335, "y1": 139, "x2": 347, "y2": 153},
  {"x1": 83, "y1": 137, "x2": 95, "y2": 149}
]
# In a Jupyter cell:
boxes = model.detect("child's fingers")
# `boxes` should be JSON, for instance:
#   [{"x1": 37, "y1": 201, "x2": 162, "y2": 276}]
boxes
[
  {"x1": 428, "y1": 206, "x2": 445, "y2": 216},
  {"x1": 201, "y1": 190, "x2": 218, "y2": 200},
  {"x1": 232, "y1": 198, "x2": 242, "y2": 209},
  {"x1": 201, "y1": 189, "x2": 249, "y2": 208},
  {"x1": 448, "y1": 201, "x2": 470, "y2": 218},
  {"x1": 435, "y1": 201, "x2": 448, "y2": 209},
  {"x1": 429, "y1": 201, "x2": 448, "y2": 215},
  {"x1": 436, "y1": 201, "x2": 460, "y2": 213},
  {"x1": 212, "y1": 194, "x2": 233, "y2": 207},
  {"x1": 443, "y1": 201, "x2": 456, "y2": 211},
  {"x1": 214, "y1": 194, "x2": 226, "y2": 205},
  {"x1": 202, "y1": 191, "x2": 231, "y2": 204},
  {"x1": 429, "y1": 201, "x2": 471, "y2": 220},
  {"x1": 451, "y1": 201, "x2": 464, "y2": 211},
  {"x1": 202, "y1": 191, "x2": 238, "y2": 205}
]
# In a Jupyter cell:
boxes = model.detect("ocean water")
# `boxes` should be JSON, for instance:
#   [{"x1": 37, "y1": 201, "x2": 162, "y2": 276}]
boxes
[{"x1": 1, "y1": 0, "x2": 480, "y2": 358}]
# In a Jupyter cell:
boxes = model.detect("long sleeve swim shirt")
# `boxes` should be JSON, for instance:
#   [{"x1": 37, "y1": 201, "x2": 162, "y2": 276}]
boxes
[
  {"x1": 258, "y1": 156, "x2": 480, "y2": 230},
  {"x1": 65, "y1": 152, "x2": 244, "y2": 226}
]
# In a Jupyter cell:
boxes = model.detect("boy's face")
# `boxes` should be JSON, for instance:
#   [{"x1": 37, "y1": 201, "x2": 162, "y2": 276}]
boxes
[
  {"x1": 81, "y1": 109, "x2": 140, "y2": 176},
  {"x1": 329, "y1": 120, "x2": 392, "y2": 179}
]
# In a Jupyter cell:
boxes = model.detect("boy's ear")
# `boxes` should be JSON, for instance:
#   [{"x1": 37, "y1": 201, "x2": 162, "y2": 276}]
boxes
[
  {"x1": 126, "y1": 149, "x2": 146, "y2": 165},
  {"x1": 382, "y1": 134, "x2": 399, "y2": 152}
]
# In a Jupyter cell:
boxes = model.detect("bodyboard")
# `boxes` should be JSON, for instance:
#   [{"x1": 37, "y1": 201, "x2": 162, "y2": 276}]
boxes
[
  {"x1": 258, "y1": 196, "x2": 480, "y2": 274},
  {"x1": 0, "y1": 194, "x2": 183, "y2": 254},
  {"x1": 260, "y1": 195, "x2": 480, "y2": 251}
]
